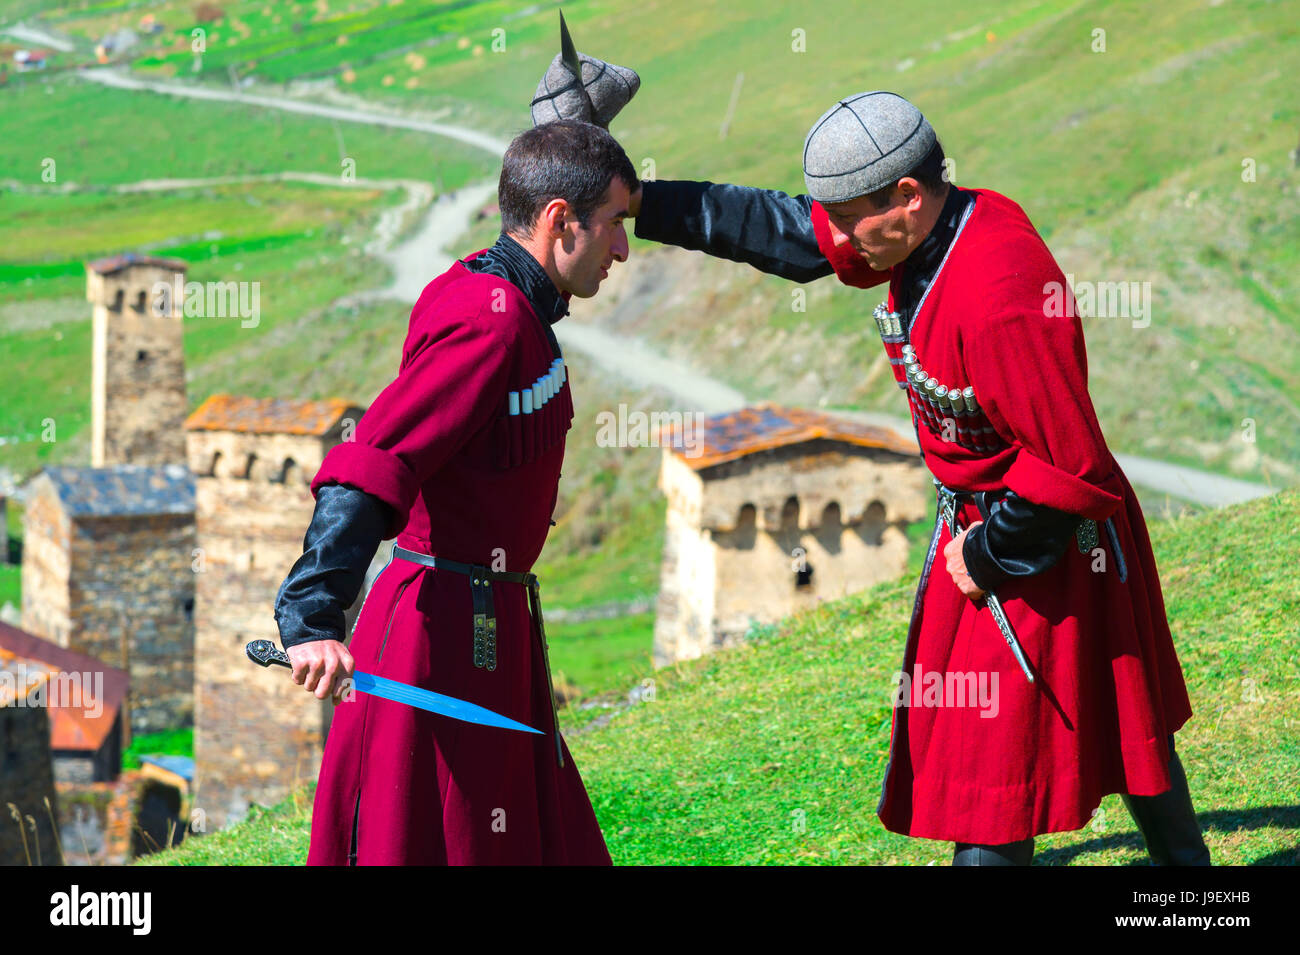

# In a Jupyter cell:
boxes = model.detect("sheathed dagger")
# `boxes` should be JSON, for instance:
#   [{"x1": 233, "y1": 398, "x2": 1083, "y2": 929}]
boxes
[
  {"x1": 245, "y1": 639, "x2": 542, "y2": 735},
  {"x1": 937, "y1": 494, "x2": 1036, "y2": 685}
]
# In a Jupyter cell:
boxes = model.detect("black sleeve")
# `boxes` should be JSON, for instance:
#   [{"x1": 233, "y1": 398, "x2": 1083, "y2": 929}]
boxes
[
  {"x1": 273, "y1": 482, "x2": 393, "y2": 650},
  {"x1": 961, "y1": 491, "x2": 1081, "y2": 593},
  {"x1": 634, "y1": 179, "x2": 834, "y2": 283}
]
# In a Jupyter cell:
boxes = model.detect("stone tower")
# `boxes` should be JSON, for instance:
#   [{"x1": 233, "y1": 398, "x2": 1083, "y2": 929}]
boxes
[
  {"x1": 654, "y1": 404, "x2": 931, "y2": 666},
  {"x1": 185, "y1": 393, "x2": 369, "y2": 830},
  {"x1": 87, "y1": 254, "x2": 189, "y2": 467}
]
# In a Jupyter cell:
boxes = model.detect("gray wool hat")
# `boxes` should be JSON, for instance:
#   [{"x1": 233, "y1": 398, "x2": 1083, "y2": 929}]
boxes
[
  {"x1": 802, "y1": 91, "x2": 936, "y2": 204},
  {"x1": 531, "y1": 51, "x2": 640, "y2": 128}
]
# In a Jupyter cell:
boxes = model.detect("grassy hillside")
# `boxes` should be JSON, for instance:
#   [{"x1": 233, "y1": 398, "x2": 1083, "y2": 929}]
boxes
[
  {"x1": 133, "y1": 484, "x2": 1300, "y2": 865},
  {"x1": 0, "y1": 184, "x2": 407, "y2": 476},
  {"x1": 9, "y1": 1, "x2": 1297, "y2": 487},
  {"x1": 6, "y1": 0, "x2": 1292, "y2": 488},
  {"x1": 0, "y1": 68, "x2": 497, "y2": 480}
]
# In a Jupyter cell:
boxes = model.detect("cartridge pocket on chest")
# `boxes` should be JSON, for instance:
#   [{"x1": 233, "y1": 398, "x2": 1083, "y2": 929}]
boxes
[
  {"x1": 901, "y1": 342, "x2": 1005, "y2": 453},
  {"x1": 499, "y1": 358, "x2": 573, "y2": 469}
]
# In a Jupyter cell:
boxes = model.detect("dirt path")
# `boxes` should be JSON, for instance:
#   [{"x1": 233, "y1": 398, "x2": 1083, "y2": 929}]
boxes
[
  {"x1": 81, "y1": 68, "x2": 510, "y2": 154},
  {"x1": 339, "y1": 180, "x2": 498, "y2": 306},
  {"x1": 1, "y1": 21, "x2": 76, "y2": 52}
]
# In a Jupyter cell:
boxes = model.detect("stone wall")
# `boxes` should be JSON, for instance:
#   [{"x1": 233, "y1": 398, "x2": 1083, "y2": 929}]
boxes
[
  {"x1": 68, "y1": 513, "x2": 196, "y2": 733},
  {"x1": 20, "y1": 483, "x2": 73, "y2": 647},
  {"x1": 0, "y1": 702, "x2": 60, "y2": 865},
  {"x1": 56, "y1": 772, "x2": 147, "y2": 866},
  {"x1": 186, "y1": 428, "x2": 333, "y2": 485},
  {"x1": 190, "y1": 428, "x2": 355, "y2": 830}
]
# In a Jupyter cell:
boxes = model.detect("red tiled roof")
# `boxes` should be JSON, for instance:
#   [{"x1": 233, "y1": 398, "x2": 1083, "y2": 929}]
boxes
[
  {"x1": 185, "y1": 393, "x2": 360, "y2": 436},
  {"x1": 667, "y1": 402, "x2": 917, "y2": 471},
  {"x1": 0, "y1": 621, "x2": 128, "y2": 753}
]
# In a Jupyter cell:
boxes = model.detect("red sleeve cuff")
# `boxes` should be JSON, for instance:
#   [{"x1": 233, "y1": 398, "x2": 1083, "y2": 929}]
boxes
[
  {"x1": 809, "y1": 200, "x2": 892, "y2": 289},
  {"x1": 1003, "y1": 448, "x2": 1124, "y2": 521},
  {"x1": 311, "y1": 442, "x2": 420, "y2": 538}
]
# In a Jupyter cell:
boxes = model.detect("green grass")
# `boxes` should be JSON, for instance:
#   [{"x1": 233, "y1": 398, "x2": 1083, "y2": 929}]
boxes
[
  {"x1": 547, "y1": 612, "x2": 656, "y2": 702},
  {"x1": 0, "y1": 76, "x2": 498, "y2": 189},
  {"x1": 10, "y1": 0, "x2": 1287, "y2": 490},
  {"x1": 533, "y1": 484, "x2": 664, "y2": 610},
  {"x1": 578, "y1": 489, "x2": 1300, "y2": 865},
  {"x1": 134, "y1": 792, "x2": 313, "y2": 866},
  {"x1": 0, "y1": 564, "x2": 20, "y2": 610},
  {"x1": 137, "y1": 485, "x2": 1300, "y2": 866},
  {"x1": 123, "y1": 727, "x2": 194, "y2": 770},
  {"x1": 0, "y1": 182, "x2": 387, "y2": 268}
]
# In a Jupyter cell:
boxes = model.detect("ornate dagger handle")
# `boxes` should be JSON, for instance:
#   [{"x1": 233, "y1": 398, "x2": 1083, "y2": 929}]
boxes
[
  {"x1": 246, "y1": 639, "x2": 292, "y2": 669},
  {"x1": 937, "y1": 490, "x2": 1036, "y2": 685}
]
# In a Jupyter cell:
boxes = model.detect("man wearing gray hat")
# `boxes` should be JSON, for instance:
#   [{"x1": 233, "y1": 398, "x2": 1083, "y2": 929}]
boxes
[{"x1": 555, "y1": 80, "x2": 1207, "y2": 865}]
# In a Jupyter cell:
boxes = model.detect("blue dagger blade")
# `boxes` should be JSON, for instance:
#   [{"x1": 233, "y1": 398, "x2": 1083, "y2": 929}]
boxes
[{"x1": 351, "y1": 671, "x2": 543, "y2": 735}]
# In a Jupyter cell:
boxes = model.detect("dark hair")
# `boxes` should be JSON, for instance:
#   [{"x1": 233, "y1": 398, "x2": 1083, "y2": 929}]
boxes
[
  {"x1": 498, "y1": 120, "x2": 639, "y2": 237},
  {"x1": 863, "y1": 138, "x2": 948, "y2": 209}
]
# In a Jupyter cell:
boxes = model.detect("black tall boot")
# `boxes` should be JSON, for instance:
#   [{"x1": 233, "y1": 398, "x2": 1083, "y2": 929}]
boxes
[
  {"x1": 952, "y1": 838, "x2": 1035, "y2": 866},
  {"x1": 1121, "y1": 736, "x2": 1211, "y2": 866}
]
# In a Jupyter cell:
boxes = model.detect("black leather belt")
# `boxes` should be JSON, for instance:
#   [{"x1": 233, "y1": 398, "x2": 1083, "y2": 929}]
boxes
[{"x1": 391, "y1": 545, "x2": 565, "y2": 767}]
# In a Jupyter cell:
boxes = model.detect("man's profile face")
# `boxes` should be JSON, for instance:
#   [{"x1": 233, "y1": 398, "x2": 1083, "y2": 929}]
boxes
[
  {"x1": 822, "y1": 179, "x2": 926, "y2": 271},
  {"x1": 555, "y1": 178, "x2": 632, "y2": 298}
]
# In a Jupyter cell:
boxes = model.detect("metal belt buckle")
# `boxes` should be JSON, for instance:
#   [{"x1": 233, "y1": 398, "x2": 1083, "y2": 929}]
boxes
[
  {"x1": 1076, "y1": 518, "x2": 1099, "y2": 554},
  {"x1": 469, "y1": 566, "x2": 497, "y2": 671}
]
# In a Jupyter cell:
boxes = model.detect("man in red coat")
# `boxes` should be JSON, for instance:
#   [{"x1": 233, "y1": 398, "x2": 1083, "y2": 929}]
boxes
[
  {"x1": 273, "y1": 119, "x2": 638, "y2": 864},
  {"x1": 626, "y1": 91, "x2": 1210, "y2": 865}
]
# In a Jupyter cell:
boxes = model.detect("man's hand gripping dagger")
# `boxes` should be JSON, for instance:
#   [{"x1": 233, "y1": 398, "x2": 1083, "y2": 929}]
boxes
[{"x1": 940, "y1": 493, "x2": 1037, "y2": 684}]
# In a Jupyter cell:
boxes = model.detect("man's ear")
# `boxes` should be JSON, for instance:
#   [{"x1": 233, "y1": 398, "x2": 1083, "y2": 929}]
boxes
[
  {"x1": 539, "y1": 197, "x2": 570, "y2": 238},
  {"x1": 897, "y1": 177, "x2": 924, "y2": 210}
]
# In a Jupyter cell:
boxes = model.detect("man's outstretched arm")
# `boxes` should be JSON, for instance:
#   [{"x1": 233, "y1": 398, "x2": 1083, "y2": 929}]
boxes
[{"x1": 631, "y1": 179, "x2": 834, "y2": 283}]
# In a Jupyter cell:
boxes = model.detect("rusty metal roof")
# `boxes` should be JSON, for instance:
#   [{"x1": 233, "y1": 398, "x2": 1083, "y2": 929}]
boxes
[
  {"x1": 667, "y1": 402, "x2": 918, "y2": 471},
  {"x1": 185, "y1": 393, "x2": 360, "y2": 436},
  {"x1": 86, "y1": 253, "x2": 188, "y2": 276},
  {"x1": 0, "y1": 622, "x2": 129, "y2": 753}
]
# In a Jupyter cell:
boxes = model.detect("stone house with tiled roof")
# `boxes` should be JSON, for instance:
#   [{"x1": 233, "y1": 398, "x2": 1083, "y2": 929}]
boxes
[
  {"x1": 20, "y1": 464, "x2": 195, "y2": 733},
  {"x1": 654, "y1": 403, "x2": 930, "y2": 665}
]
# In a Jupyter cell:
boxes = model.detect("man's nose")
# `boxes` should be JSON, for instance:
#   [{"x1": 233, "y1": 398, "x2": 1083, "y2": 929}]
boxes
[
  {"x1": 828, "y1": 219, "x2": 852, "y2": 248},
  {"x1": 612, "y1": 224, "x2": 630, "y2": 262}
]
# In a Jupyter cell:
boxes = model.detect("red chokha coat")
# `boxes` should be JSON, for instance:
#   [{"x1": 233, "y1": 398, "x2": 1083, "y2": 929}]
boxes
[
  {"x1": 304, "y1": 250, "x2": 610, "y2": 865},
  {"x1": 811, "y1": 188, "x2": 1194, "y2": 845}
]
